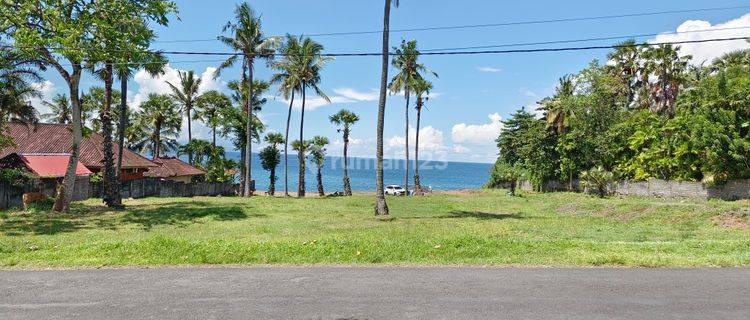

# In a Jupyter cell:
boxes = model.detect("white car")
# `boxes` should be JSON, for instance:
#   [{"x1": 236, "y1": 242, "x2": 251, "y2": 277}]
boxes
[{"x1": 385, "y1": 185, "x2": 407, "y2": 196}]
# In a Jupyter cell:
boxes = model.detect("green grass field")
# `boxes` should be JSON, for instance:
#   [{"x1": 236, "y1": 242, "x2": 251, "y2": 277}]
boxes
[{"x1": 1, "y1": 190, "x2": 748, "y2": 268}]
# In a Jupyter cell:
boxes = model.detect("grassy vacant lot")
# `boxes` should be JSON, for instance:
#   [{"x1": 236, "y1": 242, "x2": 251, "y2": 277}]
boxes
[{"x1": 1, "y1": 190, "x2": 749, "y2": 268}]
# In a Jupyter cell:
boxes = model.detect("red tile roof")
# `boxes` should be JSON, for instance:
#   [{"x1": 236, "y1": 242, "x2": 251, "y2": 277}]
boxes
[
  {"x1": 144, "y1": 157, "x2": 205, "y2": 178},
  {"x1": 1, "y1": 123, "x2": 157, "y2": 169},
  {"x1": 12, "y1": 153, "x2": 92, "y2": 178}
]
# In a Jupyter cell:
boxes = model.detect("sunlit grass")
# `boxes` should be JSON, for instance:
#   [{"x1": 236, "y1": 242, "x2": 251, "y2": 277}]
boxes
[{"x1": 0, "y1": 189, "x2": 748, "y2": 268}]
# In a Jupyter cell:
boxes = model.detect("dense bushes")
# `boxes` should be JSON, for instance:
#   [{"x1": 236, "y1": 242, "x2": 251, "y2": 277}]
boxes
[{"x1": 489, "y1": 44, "x2": 750, "y2": 189}]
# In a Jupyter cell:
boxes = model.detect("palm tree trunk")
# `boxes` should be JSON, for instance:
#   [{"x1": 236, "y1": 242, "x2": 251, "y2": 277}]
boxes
[
  {"x1": 154, "y1": 121, "x2": 161, "y2": 159},
  {"x1": 53, "y1": 66, "x2": 84, "y2": 213},
  {"x1": 298, "y1": 84, "x2": 307, "y2": 197},
  {"x1": 343, "y1": 127, "x2": 352, "y2": 196},
  {"x1": 239, "y1": 147, "x2": 246, "y2": 195},
  {"x1": 269, "y1": 166, "x2": 275, "y2": 196},
  {"x1": 116, "y1": 75, "x2": 127, "y2": 177},
  {"x1": 101, "y1": 61, "x2": 121, "y2": 208},
  {"x1": 414, "y1": 104, "x2": 422, "y2": 194},
  {"x1": 317, "y1": 163, "x2": 324, "y2": 196},
  {"x1": 284, "y1": 90, "x2": 295, "y2": 197},
  {"x1": 403, "y1": 89, "x2": 410, "y2": 195},
  {"x1": 187, "y1": 103, "x2": 193, "y2": 164},
  {"x1": 375, "y1": 0, "x2": 391, "y2": 216},
  {"x1": 212, "y1": 124, "x2": 216, "y2": 148},
  {"x1": 243, "y1": 59, "x2": 253, "y2": 197}
]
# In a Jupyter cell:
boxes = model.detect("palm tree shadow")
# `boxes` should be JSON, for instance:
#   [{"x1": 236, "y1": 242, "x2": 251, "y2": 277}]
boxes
[
  {"x1": 121, "y1": 201, "x2": 260, "y2": 230},
  {"x1": 446, "y1": 211, "x2": 524, "y2": 220}
]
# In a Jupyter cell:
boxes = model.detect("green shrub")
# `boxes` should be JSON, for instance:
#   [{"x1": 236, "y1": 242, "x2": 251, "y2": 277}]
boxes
[{"x1": 580, "y1": 166, "x2": 613, "y2": 198}]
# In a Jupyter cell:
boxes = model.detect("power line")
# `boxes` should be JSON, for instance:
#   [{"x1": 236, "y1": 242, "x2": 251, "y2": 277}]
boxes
[
  {"x1": 149, "y1": 4, "x2": 750, "y2": 42},
  {"x1": 421, "y1": 26, "x2": 750, "y2": 52}
]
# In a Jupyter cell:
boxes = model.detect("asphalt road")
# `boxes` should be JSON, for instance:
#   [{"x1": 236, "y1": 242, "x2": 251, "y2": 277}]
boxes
[{"x1": 1, "y1": 267, "x2": 749, "y2": 319}]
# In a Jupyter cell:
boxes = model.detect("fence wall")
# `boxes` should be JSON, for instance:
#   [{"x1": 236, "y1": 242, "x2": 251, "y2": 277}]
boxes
[
  {"x1": 517, "y1": 179, "x2": 750, "y2": 200},
  {"x1": 0, "y1": 177, "x2": 237, "y2": 209}
]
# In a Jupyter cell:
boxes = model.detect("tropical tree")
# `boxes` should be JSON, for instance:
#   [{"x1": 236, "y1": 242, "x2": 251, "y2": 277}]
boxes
[
  {"x1": 216, "y1": 2, "x2": 278, "y2": 197},
  {"x1": 270, "y1": 34, "x2": 303, "y2": 197},
  {"x1": 375, "y1": 0, "x2": 399, "y2": 215},
  {"x1": 606, "y1": 40, "x2": 643, "y2": 108},
  {"x1": 41, "y1": 94, "x2": 72, "y2": 124},
  {"x1": 260, "y1": 132, "x2": 284, "y2": 196},
  {"x1": 166, "y1": 70, "x2": 202, "y2": 164},
  {"x1": 137, "y1": 94, "x2": 182, "y2": 159},
  {"x1": 283, "y1": 36, "x2": 332, "y2": 197},
  {"x1": 411, "y1": 78, "x2": 432, "y2": 194},
  {"x1": 195, "y1": 90, "x2": 232, "y2": 148},
  {"x1": 389, "y1": 39, "x2": 435, "y2": 193},
  {"x1": 291, "y1": 139, "x2": 311, "y2": 195},
  {"x1": 0, "y1": 47, "x2": 41, "y2": 125},
  {"x1": 541, "y1": 75, "x2": 576, "y2": 134},
  {"x1": 81, "y1": 87, "x2": 121, "y2": 132},
  {"x1": 224, "y1": 79, "x2": 268, "y2": 194},
  {"x1": 178, "y1": 139, "x2": 213, "y2": 168},
  {"x1": 2, "y1": 0, "x2": 175, "y2": 212},
  {"x1": 329, "y1": 109, "x2": 360, "y2": 196},
  {"x1": 641, "y1": 44, "x2": 691, "y2": 117},
  {"x1": 309, "y1": 136, "x2": 329, "y2": 197}
]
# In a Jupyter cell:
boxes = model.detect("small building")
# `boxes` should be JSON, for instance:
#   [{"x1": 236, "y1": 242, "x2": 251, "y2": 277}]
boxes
[
  {"x1": 1, "y1": 123, "x2": 157, "y2": 180},
  {"x1": 144, "y1": 157, "x2": 205, "y2": 183}
]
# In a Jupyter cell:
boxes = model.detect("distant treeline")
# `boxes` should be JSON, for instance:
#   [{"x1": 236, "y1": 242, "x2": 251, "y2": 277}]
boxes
[{"x1": 488, "y1": 41, "x2": 750, "y2": 190}]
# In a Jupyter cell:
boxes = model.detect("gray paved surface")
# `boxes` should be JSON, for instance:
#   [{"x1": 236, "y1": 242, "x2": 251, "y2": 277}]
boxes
[{"x1": 1, "y1": 267, "x2": 749, "y2": 319}]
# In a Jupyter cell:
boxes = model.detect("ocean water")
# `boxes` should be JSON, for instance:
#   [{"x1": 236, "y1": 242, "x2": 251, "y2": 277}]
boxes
[{"x1": 225, "y1": 152, "x2": 493, "y2": 193}]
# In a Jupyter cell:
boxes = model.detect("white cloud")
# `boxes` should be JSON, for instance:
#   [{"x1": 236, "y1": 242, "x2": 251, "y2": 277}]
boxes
[
  {"x1": 131, "y1": 64, "x2": 226, "y2": 108},
  {"x1": 477, "y1": 66, "x2": 502, "y2": 73},
  {"x1": 333, "y1": 88, "x2": 379, "y2": 101},
  {"x1": 387, "y1": 125, "x2": 449, "y2": 160},
  {"x1": 452, "y1": 144, "x2": 470, "y2": 153},
  {"x1": 273, "y1": 87, "x2": 381, "y2": 111},
  {"x1": 29, "y1": 81, "x2": 56, "y2": 115},
  {"x1": 650, "y1": 14, "x2": 750, "y2": 64},
  {"x1": 451, "y1": 113, "x2": 504, "y2": 145}
]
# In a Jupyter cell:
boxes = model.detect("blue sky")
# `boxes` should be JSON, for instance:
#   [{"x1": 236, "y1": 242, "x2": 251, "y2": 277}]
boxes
[{"x1": 32, "y1": 0, "x2": 750, "y2": 163}]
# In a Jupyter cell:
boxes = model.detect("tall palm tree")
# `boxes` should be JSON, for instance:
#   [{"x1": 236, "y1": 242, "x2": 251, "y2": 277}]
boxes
[
  {"x1": 115, "y1": 53, "x2": 167, "y2": 175},
  {"x1": 0, "y1": 48, "x2": 41, "y2": 124},
  {"x1": 607, "y1": 40, "x2": 642, "y2": 109},
  {"x1": 166, "y1": 70, "x2": 202, "y2": 164},
  {"x1": 41, "y1": 94, "x2": 72, "y2": 124},
  {"x1": 270, "y1": 34, "x2": 303, "y2": 197},
  {"x1": 260, "y1": 132, "x2": 284, "y2": 196},
  {"x1": 138, "y1": 93, "x2": 182, "y2": 159},
  {"x1": 288, "y1": 35, "x2": 333, "y2": 197},
  {"x1": 216, "y1": 2, "x2": 278, "y2": 197},
  {"x1": 226, "y1": 79, "x2": 268, "y2": 194},
  {"x1": 178, "y1": 139, "x2": 213, "y2": 168},
  {"x1": 329, "y1": 109, "x2": 359, "y2": 196},
  {"x1": 375, "y1": 0, "x2": 399, "y2": 215},
  {"x1": 410, "y1": 78, "x2": 432, "y2": 194},
  {"x1": 195, "y1": 90, "x2": 232, "y2": 148},
  {"x1": 641, "y1": 44, "x2": 691, "y2": 117},
  {"x1": 309, "y1": 136, "x2": 329, "y2": 197},
  {"x1": 542, "y1": 75, "x2": 575, "y2": 134},
  {"x1": 388, "y1": 39, "x2": 435, "y2": 193}
]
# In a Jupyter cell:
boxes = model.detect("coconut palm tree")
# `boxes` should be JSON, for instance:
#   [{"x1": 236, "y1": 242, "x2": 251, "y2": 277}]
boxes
[
  {"x1": 329, "y1": 109, "x2": 359, "y2": 196},
  {"x1": 641, "y1": 44, "x2": 691, "y2": 117},
  {"x1": 216, "y1": 2, "x2": 279, "y2": 197},
  {"x1": 270, "y1": 34, "x2": 303, "y2": 197},
  {"x1": 225, "y1": 79, "x2": 268, "y2": 195},
  {"x1": 388, "y1": 39, "x2": 435, "y2": 193},
  {"x1": 410, "y1": 78, "x2": 432, "y2": 194},
  {"x1": 115, "y1": 53, "x2": 167, "y2": 175},
  {"x1": 309, "y1": 136, "x2": 329, "y2": 197},
  {"x1": 375, "y1": 0, "x2": 399, "y2": 215},
  {"x1": 178, "y1": 139, "x2": 213, "y2": 168},
  {"x1": 166, "y1": 70, "x2": 202, "y2": 164},
  {"x1": 287, "y1": 35, "x2": 333, "y2": 197},
  {"x1": 0, "y1": 48, "x2": 41, "y2": 124},
  {"x1": 607, "y1": 40, "x2": 642, "y2": 109},
  {"x1": 542, "y1": 75, "x2": 575, "y2": 134},
  {"x1": 195, "y1": 90, "x2": 232, "y2": 148},
  {"x1": 260, "y1": 132, "x2": 284, "y2": 196},
  {"x1": 41, "y1": 94, "x2": 72, "y2": 124},
  {"x1": 291, "y1": 139, "x2": 311, "y2": 195},
  {"x1": 138, "y1": 93, "x2": 182, "y2": 159}
]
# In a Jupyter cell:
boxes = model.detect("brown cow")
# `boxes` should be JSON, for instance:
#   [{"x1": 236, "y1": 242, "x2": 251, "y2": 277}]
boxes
[{"x1": 22, "y1": 192, "x2": 47, "y2": 211}]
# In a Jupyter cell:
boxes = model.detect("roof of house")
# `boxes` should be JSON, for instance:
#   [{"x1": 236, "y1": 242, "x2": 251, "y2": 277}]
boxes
[
  {"x1": 0, "y1": 153, "x2": 92, "y2": 178},
  {"x1": 144, "y1": 157, "x2": 205, "y2": 178},
  {"x1": 1, "y1": 122, "x2": 157, "y2": 169}
]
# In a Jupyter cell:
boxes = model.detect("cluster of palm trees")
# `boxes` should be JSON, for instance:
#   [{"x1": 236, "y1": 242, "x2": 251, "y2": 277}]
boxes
[{"x1": 1, "y1": 0, "x2": 435, "y2": 216}]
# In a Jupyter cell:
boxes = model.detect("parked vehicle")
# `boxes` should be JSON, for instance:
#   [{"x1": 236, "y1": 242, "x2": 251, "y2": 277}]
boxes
[{"x1": 385, "y1": 185, "x2": 407, "y2": 196}]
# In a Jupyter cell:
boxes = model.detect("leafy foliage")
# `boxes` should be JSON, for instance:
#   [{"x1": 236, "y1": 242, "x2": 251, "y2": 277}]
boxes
[{"x1": 580, "y1": 166, "x2": 614, "y2": 198}]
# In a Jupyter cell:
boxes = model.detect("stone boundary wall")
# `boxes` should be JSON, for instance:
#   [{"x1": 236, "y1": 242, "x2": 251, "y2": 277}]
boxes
[
  {"x1": 0, "y1": 177, "x2": 238, "y2": 209},
  {"x1": 517, "y1": 179, "x2": 750, "y2": 200}
]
